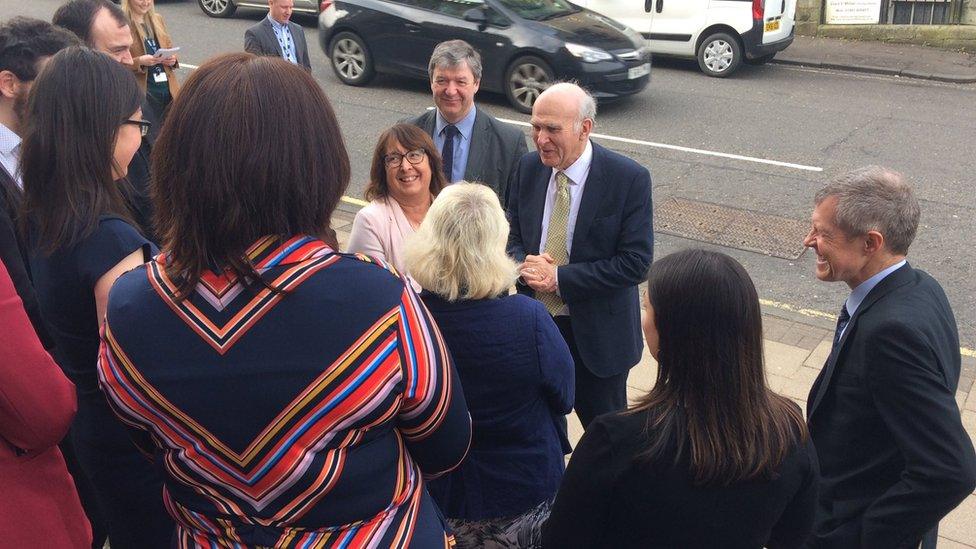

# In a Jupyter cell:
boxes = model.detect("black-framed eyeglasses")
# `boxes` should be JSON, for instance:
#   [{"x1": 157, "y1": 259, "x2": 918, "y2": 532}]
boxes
[
  {"x1": 124, "y1": 118, "x2": 152, "y2": 138},
  {"x1": 383, "y1": 149, "x2": 426, "y2": 168}
]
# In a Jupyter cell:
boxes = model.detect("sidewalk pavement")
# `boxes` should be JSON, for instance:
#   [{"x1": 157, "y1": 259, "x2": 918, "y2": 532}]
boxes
[
  {"x1": 332, "y1": 206, "x2": 976, "y2": 547},
  {"x1": 774, "y1": 35, "x2": 976, "y2": 83}
]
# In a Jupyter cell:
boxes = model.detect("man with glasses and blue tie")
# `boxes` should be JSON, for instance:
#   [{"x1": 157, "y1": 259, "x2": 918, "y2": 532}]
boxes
[{"x1": 245, "y1": 0, "x2": 311, "y2": 72}]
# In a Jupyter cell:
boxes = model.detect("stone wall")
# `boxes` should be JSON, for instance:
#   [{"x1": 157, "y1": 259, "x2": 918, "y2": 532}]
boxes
[
  {"x1": 964, "y1": 0, "x2": 976, "y2": 25},
  {"x1": 795, "y1": 0, "x2": 823, "y2": 35},
  {"x1": 795, "y1": 0, "x2": 976, "y2": 51}
]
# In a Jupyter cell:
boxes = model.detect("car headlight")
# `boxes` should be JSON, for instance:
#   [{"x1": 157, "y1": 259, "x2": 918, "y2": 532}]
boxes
[{"x1": 565, "y1": 43, "x2": 614, "y2": 63}]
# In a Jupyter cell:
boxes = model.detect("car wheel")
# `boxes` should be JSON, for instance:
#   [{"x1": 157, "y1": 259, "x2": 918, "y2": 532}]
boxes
[
  {"x1": 697, "y1": 32, "x2": 742, "y2": 77},
  {"x1": 330, "y1": 32, "x2": 375, "y2": 86},
  {"x1": 504, "y1": 56, "x2": 553, "y2": 114},
  {"x1": 744, "y1": 53, "x2": 776, "y2": 66},
  {"x1": 198, "y1": 0, "x2": 237, "y2": 18}
]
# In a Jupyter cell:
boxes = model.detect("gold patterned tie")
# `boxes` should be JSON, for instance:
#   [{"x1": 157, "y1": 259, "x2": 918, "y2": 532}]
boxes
[{"x1": 538, "y1": 171, "x2": 571, "y2": 315}]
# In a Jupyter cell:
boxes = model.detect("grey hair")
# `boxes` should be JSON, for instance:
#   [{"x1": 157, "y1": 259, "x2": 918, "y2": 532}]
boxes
[
  {"x1": 539, "y1": 82, "x2": 596, "y2": 132},
  {"x1": 814, "y1": 166, "x2": 920, "y2": 255},
  {"x1": 404, "y1": 182, "x2": 518, "y2": 301},
  {"x1": 428, "y1": 40, "x2": 483, "y2": 81}
]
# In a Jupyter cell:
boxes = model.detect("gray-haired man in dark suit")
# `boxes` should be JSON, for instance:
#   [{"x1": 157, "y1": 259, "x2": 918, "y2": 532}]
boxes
[
  {"x1": 244, "y1": 0, "x2": 311, "y2": 72},
  {"x1": 405, "y1": 40, "x2": 527, "y2": 201}
]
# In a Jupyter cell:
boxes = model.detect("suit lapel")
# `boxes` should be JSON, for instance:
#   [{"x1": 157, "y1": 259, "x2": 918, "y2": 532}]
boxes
[
  {"x1": 524, "y1": 160, "x2": 550, "y2": 255},
  {"x1": 290, "y1": 22, "x2": 305, "y2": 65},
  {"x1": 421, "y1": 111, "x2": 437, "y2": 135},
  {"x1": 261, "y1": 19, "x2": 283, "y2": 57},
  {"x1": 807, "y1": 263, "x2": 915, "y2": 417},
  {"x1": 570, "y1": 141, "x2": 604, "y2": 261},
  {"x1": 463, "y1": 109, "x2": 492, "y2": 182}
]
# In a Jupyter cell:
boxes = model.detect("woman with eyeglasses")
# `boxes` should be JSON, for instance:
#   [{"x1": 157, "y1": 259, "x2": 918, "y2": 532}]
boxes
[
  {"x1": 19, "y1": 47, "x2": 172, "y2": 548},
  {"x1": 347, "y1": 124, "x2": 447, "y2": 289}
]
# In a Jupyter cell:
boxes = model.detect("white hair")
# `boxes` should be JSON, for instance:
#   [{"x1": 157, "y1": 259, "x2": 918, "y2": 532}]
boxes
[
  {"x1": 539, "y1": 82, "x2": 596, "y2": 131},
  {"x1": 404, "y1": 183, "x2": 517, "y2": 301}
]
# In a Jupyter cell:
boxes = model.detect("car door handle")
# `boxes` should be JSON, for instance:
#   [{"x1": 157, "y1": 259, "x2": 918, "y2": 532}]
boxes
[
  {"x1": 656, "y1": 0, "x2": 663, "y2": 13},
  {"x1": 405, "y1": 22, "x2": 421, "y2": 33}
]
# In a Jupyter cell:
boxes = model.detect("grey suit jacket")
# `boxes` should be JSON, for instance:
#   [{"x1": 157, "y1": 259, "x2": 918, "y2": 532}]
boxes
[
  {"x1": 244, "y1": 17, "x2": 311, "y2": 72},
  {"x1": 405, "y1": 107, "x2": 528, "y2": 201}
]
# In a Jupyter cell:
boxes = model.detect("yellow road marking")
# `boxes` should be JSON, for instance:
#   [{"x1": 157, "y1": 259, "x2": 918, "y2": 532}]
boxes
[{"x1": 760, "y1": 299, "x2": 976, "y2": 358}]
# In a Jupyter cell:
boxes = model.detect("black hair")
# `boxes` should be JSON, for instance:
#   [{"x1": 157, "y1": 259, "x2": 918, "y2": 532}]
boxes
[
  {"x1": 19, "y1": 47, "x2": 142, "y2": 252},
  {"x1": 52, "y1": 0, "x2": 128, "y2": 46},
  {"x1": 0, "y1": 17, "x2": 80, "y2": 81}
]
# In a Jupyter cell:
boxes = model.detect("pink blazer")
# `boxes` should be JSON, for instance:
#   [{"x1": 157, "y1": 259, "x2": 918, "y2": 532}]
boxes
[{"x1": 346, "y1": 197, "x2": 421, "y2": 291}]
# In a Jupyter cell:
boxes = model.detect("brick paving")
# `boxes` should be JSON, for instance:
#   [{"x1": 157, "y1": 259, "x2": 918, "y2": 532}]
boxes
[{"x1": 332, "y1": 205, "x2": 976, "y2": 547}]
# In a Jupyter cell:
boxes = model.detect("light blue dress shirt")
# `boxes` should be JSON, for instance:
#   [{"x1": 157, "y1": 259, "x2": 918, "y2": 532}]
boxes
[
  {"x1": 267, "y1": 16, "x2": 297, "y2": 65},
  {"x1": 434, "y1": 107, "x2": 476, "y2": 183},
  {"x1": 840, "y1": 259, "x2": 907, "y2": 338}
]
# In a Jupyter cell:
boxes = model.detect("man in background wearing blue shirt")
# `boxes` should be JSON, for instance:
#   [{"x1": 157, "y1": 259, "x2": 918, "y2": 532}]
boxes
[{"x1": 244, "y1": 0, "x2": 311, "y2": 72}]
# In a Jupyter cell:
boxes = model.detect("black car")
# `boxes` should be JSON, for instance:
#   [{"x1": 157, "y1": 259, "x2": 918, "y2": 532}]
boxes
[{"x1": 318, "y1": 0, "x2": 651, "y2": 113}]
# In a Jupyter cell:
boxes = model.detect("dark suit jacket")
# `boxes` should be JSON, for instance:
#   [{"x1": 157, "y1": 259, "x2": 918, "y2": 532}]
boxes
[
  {"x1": 507, "y1": 142, "x2": 653, "y2": 377},
  {"x1": 244, "y1": 17, "x2": 311, "y2": 72},
  {"x1": 0, "y1": 166, "x2": 54, "y2": 350},
  {"x1": 806, "y1": 263, "x2": 976, "y2": 548},
  {"x1": 405, "y1": 107, "x2": 528, "y2": 200}
]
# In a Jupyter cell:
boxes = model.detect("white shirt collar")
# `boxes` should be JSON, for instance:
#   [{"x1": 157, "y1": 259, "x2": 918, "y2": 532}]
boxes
[{"x1": 555, "y1": 140, "x2": 593, "y2": 185}]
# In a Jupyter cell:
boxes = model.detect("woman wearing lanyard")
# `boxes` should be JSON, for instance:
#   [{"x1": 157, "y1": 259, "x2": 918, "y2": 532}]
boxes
[{"x1": 123, "y1": 0, "x2": 180, "y2": 123}]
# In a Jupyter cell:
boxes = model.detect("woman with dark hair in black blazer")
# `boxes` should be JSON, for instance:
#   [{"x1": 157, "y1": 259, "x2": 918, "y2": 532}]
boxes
[{"x1": 542, "y1": 249, "x2": 820, "y2": 548}]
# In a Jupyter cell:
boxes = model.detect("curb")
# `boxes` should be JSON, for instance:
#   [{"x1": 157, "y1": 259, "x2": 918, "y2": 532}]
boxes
[{"x1": 770, "y1": 57, "x2": 976, "y2": 83}]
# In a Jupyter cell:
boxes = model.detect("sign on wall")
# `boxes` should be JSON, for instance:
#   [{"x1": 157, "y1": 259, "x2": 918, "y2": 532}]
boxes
[{"x1": 824, "y1": 0, "x2": 883, "y2": 24}]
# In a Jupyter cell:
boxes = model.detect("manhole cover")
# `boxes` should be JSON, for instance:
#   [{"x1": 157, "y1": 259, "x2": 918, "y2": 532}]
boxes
[{"x1": 656, "y1": 198, "x2": 809, "y2": 260}]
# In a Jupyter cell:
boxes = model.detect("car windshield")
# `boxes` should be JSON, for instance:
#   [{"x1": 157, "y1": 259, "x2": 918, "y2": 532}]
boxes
[{"x1": 495, "y1": 0, "x2": 579, "y2": 21}]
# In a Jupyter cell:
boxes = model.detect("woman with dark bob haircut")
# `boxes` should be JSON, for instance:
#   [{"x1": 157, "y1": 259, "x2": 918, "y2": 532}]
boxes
[
  {"x1": 20, "y1": 47, "x2": 171, "y2": 548},
  {"x1": 543, "y1": 249, "x2": 820, "y2": 548},
  {"x1": 96, "y1": 53, "x2": 472, "y2": 548},
  {"x1": 347, "y1": 123, "x2": 447, "y2": 289}
]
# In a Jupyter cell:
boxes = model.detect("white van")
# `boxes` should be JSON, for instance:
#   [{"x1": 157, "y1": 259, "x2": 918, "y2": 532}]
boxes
[{"x1": 572, "y1": 0, "x2": 796, "y2": 77}]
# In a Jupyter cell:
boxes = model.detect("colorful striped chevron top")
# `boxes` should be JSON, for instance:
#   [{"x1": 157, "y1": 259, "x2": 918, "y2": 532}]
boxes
[{"x1": 97, "y1": 235, "x2": 471, "y2": 548}]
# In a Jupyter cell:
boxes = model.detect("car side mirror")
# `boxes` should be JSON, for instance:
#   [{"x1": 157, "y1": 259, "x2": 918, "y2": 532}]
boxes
[{"x1": 463, "y1": 7, "x2": 488, "y2": 27}]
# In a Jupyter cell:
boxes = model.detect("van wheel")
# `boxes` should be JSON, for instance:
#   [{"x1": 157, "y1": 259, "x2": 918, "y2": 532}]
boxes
[
  {"x1": 745, "y1": 53, "x2": 776, "y2": 65},
  {"x1": 505, "y1": 56, "x2": 553, "y2": 114},
  {"x1": 697, "y1": 32, "x2": 742, "y2": 77}
]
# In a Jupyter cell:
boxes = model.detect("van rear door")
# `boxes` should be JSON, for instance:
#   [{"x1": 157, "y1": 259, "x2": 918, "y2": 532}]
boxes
[
  {"x1": 760, "y1": 0, "x2": 795, "y2": 44},
  {"x1": 645, "y1": 0, "x2": 710, "y2": 56}
]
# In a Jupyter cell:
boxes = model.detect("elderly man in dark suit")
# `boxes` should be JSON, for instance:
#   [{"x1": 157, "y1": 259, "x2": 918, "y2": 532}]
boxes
[
  {"x1": 507, "y1": 82, "x2": 653, "y2": 429},
  {"x1": 405, "y1": 40, "x2": 527, "y2": 200},
  {"x1": 803, "y1": 166, "x2": 976, "y2": 548},
  {"x1": 244, "y1": 0, "x2": 311, "y2": 72}
]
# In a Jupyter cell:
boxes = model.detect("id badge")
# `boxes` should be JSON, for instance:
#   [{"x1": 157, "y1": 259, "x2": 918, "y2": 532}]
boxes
[{"x1": 153, "y1": 70, "x2": 168, "y2": 83}]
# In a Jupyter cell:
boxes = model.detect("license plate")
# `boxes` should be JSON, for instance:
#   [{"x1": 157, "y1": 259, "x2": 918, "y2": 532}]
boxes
[
  {"x1": 764, "y1": 20, "x2": 780, "y2": 32},
  {"x1": 628, "y1": 63, "x2": 650, "y2": 80}
]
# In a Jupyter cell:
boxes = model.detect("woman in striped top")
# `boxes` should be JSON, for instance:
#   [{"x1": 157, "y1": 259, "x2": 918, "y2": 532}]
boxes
[{"x1": 97, "y1": 53, "x2": 472, "y2": 548}]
